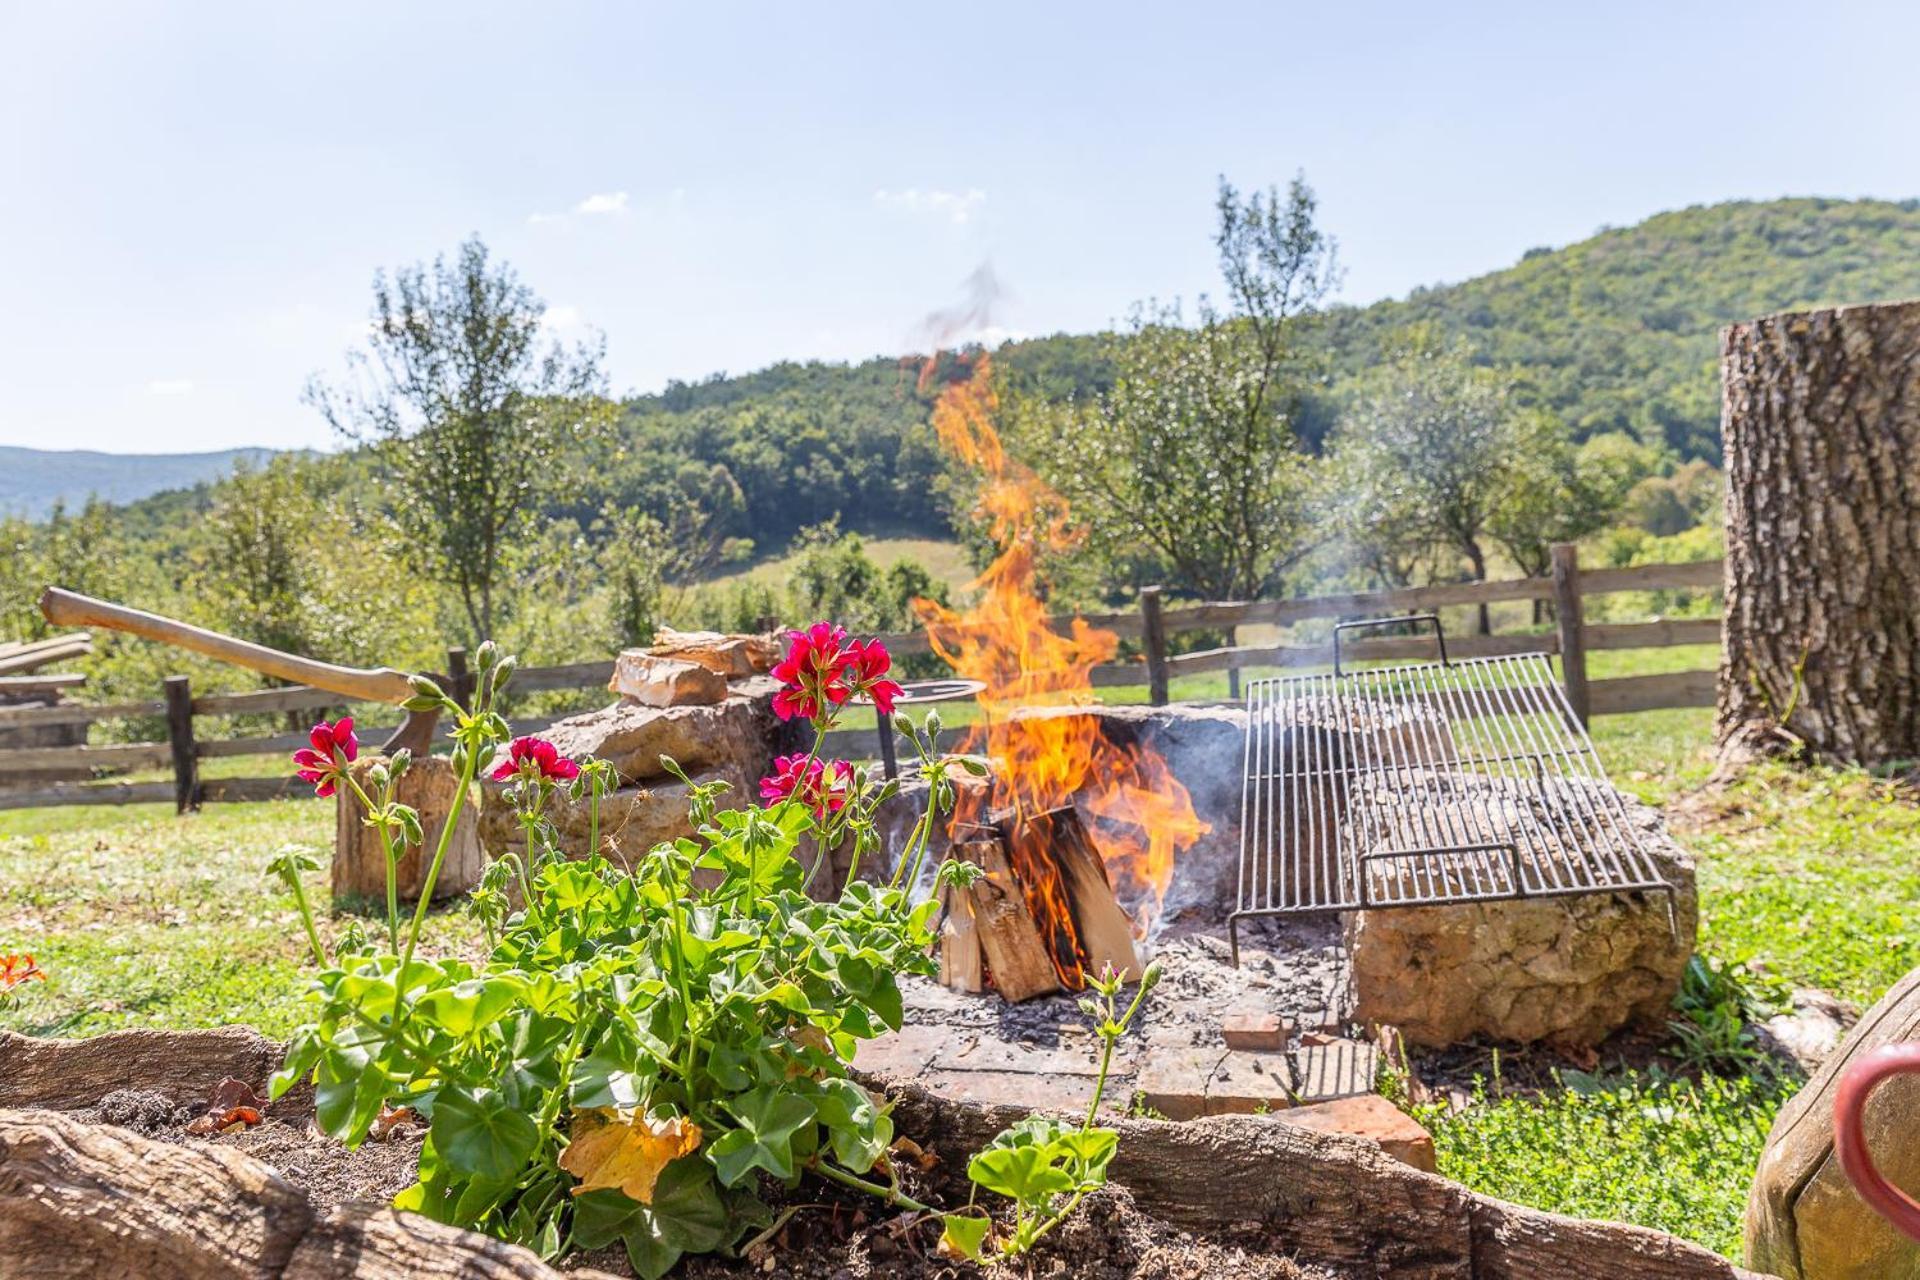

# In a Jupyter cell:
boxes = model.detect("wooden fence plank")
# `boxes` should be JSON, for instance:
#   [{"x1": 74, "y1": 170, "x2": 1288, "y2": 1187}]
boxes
[
  {"x1": 1585, "y1": 618, "x2": 1721, "y2": 649},
  {"x1": 0, "y1": 780, "x2": 175, "y2": 811},
  {"x1": 0, "y1": 673, "x2": 87, "y2": 695},
  {"x1": 0, "y1": 699, "x2": 166, "y2": 728},
  {"x1": 0, "y1": 741, "x2": 172, "y2": 772},
  {"x1": 511, "y1": 660, "x2": 615, "y2": 694},
  {"x1": 199, "y1": 776, "x2": 313, "y2": 803},
  {"x1": 1587, "y1": 669, "x2": 1718, "y2": 715},
  {"x1": 191, "y1": 685, "x2": 355, "y2": 716}
]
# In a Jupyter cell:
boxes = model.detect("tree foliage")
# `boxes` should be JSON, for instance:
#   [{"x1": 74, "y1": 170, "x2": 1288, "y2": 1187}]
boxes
[{"x1": 306, "y1": 236, "x2": 612, "y2": 642}]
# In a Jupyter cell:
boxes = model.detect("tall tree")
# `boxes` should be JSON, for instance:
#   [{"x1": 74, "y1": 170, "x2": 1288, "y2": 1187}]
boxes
[
  {"x1": 1022, "y1": 175, "x2": 1338, "y2": 601},
  {"x1": 1334, "y1": 333, "x2": 1574, "y2": 633},
  {"x1": 306, "y1": 236, "x2": 610, "y2": 641}
]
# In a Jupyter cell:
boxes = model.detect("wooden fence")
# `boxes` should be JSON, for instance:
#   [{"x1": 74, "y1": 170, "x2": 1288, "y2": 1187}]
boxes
[{"x1": 0, "y1": 546, "x2": 1724, "y2": 812}]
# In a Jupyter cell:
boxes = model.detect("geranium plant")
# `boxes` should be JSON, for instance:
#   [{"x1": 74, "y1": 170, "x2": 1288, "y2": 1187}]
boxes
[{"x1": 269, "y1": 624, "x2": 1149, "y2": 1275}]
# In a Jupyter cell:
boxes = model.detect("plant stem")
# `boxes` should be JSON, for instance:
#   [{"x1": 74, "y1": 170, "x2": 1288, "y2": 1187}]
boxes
[
  {"x1": 342, "y1": 770, "x2": 403, "y2": 954},
  {"x1": 400, "y1": 743, "x2": 480, "y2": 977},
  {"x1": 811, "y1": 1158, "x2": 932, "y2": 1213},
  {"x1": 283, "y1": 869, "x2": 327, "y2": 967},
  {"x1": 1085, "y1": 979, "x2": 1150, "y2": 1128},
  {"x1": 666, "y1": 888, "x2": 703, "y2": 1105}
]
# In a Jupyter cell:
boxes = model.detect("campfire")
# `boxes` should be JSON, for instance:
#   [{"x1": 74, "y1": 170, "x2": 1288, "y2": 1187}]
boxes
[{"x1": 915, "y1": 358, "x2": 1210, "y2": 998}]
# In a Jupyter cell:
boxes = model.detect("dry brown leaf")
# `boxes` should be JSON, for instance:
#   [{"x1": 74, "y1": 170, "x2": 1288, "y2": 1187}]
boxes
[{"x1": 558, "y1": 1108, "x2": 701, "y2": 1203}]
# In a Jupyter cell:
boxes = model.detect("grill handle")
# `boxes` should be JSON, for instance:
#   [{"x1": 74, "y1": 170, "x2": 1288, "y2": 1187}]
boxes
[{"x1": 1332, "y1": 613, "x2": 1450, "y2": 676}]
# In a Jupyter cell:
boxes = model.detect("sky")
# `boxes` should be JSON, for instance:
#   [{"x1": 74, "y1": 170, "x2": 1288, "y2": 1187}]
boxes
[{"x1": 3, "y1": 1, "x2": 1919, "y2": 454}]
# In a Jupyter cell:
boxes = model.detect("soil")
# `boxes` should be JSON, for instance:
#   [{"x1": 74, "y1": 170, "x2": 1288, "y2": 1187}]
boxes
[{"x1": 76, "y1": 1085, "x2": 1330, "y2": 1279}]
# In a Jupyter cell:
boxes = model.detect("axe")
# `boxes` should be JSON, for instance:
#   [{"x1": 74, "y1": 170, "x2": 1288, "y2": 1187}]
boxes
[{"x1": 39, "y1": 588, "x2": 444, "y2": 754}]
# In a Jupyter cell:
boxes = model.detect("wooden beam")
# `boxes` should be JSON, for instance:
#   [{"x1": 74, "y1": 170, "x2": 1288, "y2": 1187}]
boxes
[
  {"x1": 0, "y1": 699, "x2": 165, "y2": 729},
  {"x1": 163, "y1": 675, "x2": 198, "y2": 813},
  {"x1": 0, "y1": 780, "x2": 175, "y2": 811},
  {"x1": 1588, "y1": 669, "x2": 1718, "y2": 715},
  {"x1": 0, "y1": 742, "x2": 172, "y2": 772},
  {"x1": 1139, "y1": 586, "x2": 1169, "y2": 707}
]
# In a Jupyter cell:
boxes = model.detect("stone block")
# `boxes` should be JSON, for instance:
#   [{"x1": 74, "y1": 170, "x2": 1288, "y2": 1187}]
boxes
[
  {"x1": 1205, "y1": 1050, "x2": 1294, "y2": 1115},
  {"x1": 1135, "y1": 1045, "x2": 1225, "y2": 1121},
  {"x1": 1293, "y1": 1038, "x2": 1379, "y2": 1103}
]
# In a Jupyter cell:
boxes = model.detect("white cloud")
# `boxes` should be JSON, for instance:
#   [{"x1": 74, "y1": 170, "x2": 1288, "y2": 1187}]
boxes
[
  {"x1": 146, "y1": 378, "x2": 195, "y2": 396},
  {"x1": 540, "y1": 305, "x2": 586, "y2": 334},
  {"x1": 575, "y1": 191, "x2": 629, "y2": 215},
  {"x1": 874, "y1": 187, "x2": 988, "y2": 226},
  {"x1": 529, "y1": 190, "x2": 633, "y2": 224}
]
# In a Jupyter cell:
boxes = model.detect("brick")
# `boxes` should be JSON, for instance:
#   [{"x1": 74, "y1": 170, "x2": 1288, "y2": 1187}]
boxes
[
  {"x1": 1134, "y1": 1045, "x2": 1225, "y2": 1121},
  {"x1": 1221, "y1": 1010, "x2": 1288, "y2": 1051},
  {"x1": 1293, "y1": 1038, "x2": 1379, "y2": 1103},
  {"x1": 1275, "y1": 1093, "x2": 1436, "y2": 1172},
  {"x1": 1205, "y1": 1050, "x2": 1295, "y2": 1116},
  {"x1": 851, "y1": 1023, "x2": 961, "y2": 1081},
  {"x1": 917, "y1": 1069, "x2": 1097, "y2": 1115}
]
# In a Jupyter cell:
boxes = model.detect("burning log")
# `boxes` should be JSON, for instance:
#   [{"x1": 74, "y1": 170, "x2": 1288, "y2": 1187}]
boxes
[
  {"x1": 938, "y1": 807, "x2": 1141, "y2": 1001},
  {"x1": 945, "y1": 837, "x2": 1060, "y2": 1002}
]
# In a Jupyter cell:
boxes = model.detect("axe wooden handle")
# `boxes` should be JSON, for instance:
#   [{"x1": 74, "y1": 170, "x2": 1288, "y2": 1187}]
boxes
[{"x1": 40, "y1": 587, "x2": 417, "y2": 706}]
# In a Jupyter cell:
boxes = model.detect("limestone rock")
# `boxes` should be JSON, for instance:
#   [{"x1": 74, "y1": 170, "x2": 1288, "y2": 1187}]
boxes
[
  {"x1": 480, "y1": 765, "x2": 750, "y2": 864},
  {"x1": 608, "y1": 651, "x2": 728, "y2": 706},
  {"x1": 646, "y1": 627, "x2": 779, "y2": 677},
  {"x1": 1345, "y1": 782, "x2": 1696, "y2": 1047},
  {"x1": 500, "y1": 678, "x2": 797, "y2": 788},
  {"x1": 1755, "y1": 988, "x2": 1852, "y2": 1076},
  {"x1": 1746, "y1": 964, "x2": 1920, "y2": 1280}
]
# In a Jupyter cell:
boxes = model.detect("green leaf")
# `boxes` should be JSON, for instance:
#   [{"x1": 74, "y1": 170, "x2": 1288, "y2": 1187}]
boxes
[
  {"x1": 967, "y1": 1143, "x2": 1075, "y2": 1203},
  {"x1": 940, "y1": 1212, "x2": 991, "y2": 1261},
  {"x1": 431, "y1": 1085, "x2": 539, "y2": 1181},
  {"x1": 414, "y1": 975, "x2": 528, "y2": 1037},
  {"x1": 570, "y1": 1042, "x2": 654, "y2": 1111},
  {"x1": 709, "y1": 1086, "x2": 816, "y2": 1186},
  {"x1": 814, "y1": 1077, "x2": 891, "y2": 1173},
  {"x1": 571, "y1": 1158, "x2": 734, "y2": 1280}
]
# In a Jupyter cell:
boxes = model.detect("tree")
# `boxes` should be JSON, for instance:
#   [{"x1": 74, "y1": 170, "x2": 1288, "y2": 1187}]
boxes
[
  {"x1": 1489, "y1": 431, "x2": 1651, "y2": 619},
  {"x1": 1023, "y1": 175, "x2": 1338, "y2": 602},
  {"x1": 202, "y1": 457, "x2": 309, "y2": 656},
  {"x1": 1334, "y1": 334, "x2": 1571, "y2": 632},
  {"x1": 594, "y1": 502, "x2": 670, "y2": 650},
  {"x1": 306, "y1": 236, "x2": 610, "y2": 641}
]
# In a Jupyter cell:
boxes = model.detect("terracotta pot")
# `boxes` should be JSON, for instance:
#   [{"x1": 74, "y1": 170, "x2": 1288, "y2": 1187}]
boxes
[{"x1": 1835, "y1": 1042, "x2": 1920, "y2": 1243}]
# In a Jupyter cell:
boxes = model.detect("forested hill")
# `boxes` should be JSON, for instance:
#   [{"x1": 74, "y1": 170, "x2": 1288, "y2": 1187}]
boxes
[
  {"x1": 1317, "y1": 197, "x2": 1920, "y2": 459},
  {"x1": 605, "y1": 197, "x2": 1920, "y2": 550}
]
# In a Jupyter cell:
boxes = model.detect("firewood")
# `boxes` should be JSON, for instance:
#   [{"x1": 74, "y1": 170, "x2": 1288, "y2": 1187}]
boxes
[
  {"x1": 1018, "y1": 806, "x2": 1140, "y2": 984},
  {"x1": 951, "y1": 838, "x2": 1059, "y2": 1002},
  {"x1": 937, "y1": 882, "x2": 984, "y2": 994}
]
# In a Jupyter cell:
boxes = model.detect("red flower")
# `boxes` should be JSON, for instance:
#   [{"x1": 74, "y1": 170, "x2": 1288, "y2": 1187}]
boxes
[
  {"x1": 758, "y1": 754, "x2": 853, "y2": 816},
  {"x1": 846, "y1": 638, "x2": 905, "y2": 715},
  {"x1": 291, "y1": 718, "x2": 359, "y2": 798},
  {"x1": 0, "y1": 953, "x2": 45, "y2": 990},
  {"x1": 491, "y1": 736, "x2": 581, "y2": 784},
  {"x1": 770, "y1": 622, "x2": 857, "y2": 723}
]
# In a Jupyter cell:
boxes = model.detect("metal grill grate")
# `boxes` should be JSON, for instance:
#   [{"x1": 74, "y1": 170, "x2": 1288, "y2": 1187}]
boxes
[{"x1": 1230, "y1": 615, "x2": 1674, "y2": 964}]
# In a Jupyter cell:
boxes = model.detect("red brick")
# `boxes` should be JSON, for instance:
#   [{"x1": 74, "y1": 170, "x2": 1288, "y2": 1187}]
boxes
[
  {"x1": 1134, "y1": 1046, "x2": 1224, "y2": 1121},
  {"x1": 1276, "y1": 1094, "x2": 1436, "y2": 1172},
  {"x1": 1221, "y1": 1010, "x2": 1288, "y2": 1051},
  {"x1": 1205, "y1": 1050, "x2": 1294, "y2": 1116}
]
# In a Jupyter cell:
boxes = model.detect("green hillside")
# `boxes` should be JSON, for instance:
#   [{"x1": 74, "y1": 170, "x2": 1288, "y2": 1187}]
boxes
[{"x1": 1319, "y1": 197, "x2": 1920, "y2": 459}]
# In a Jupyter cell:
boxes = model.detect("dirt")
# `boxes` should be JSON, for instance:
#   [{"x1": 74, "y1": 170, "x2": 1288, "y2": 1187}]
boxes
[{"x1": 75, "y1": 1086, "x2": 1331, "y2": 1279}]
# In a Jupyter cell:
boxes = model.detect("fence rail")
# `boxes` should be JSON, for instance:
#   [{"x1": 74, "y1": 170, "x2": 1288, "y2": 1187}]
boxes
[{"x1": 0, "y1": 547, "x2": 1724, "y2": 812}]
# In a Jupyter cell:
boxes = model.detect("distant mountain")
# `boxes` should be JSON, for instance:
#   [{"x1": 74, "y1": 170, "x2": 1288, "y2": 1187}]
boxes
[{"x1": 0, "y1": 445, "x2": 281, "y2": 519}]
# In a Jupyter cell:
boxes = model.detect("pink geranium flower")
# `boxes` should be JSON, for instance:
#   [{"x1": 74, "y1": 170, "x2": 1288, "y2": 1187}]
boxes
[
  {"x1": 758, "y1": 754, "x2": 853, "y2": 816},
  {"x1": 770, "y1": 622, "x2": 856, "y2": 723},
  {"x1": 491, "y1": 736, "x2": 581, "y2": 784},
  {"x1": 845, "y1": 638, "x2": 905, "y2": 715},
  {"x1": 291, "y1": 718, "x2": 359, "y2": 798}
]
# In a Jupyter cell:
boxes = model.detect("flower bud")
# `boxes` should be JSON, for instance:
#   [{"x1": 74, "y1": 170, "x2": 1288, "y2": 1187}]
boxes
[{"x1": 1139, "y1": 961, "x2": 1164, "y2": 992}]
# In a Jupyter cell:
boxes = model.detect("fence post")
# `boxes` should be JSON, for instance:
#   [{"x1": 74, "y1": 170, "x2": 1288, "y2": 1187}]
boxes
[
  {"x1": 163, "y1": 675, "x2": 198, "y2": 813},
  {"x1": 1140, "y1": 586, "x2": 1169, "y2": 707},
  {"x1": 446, "y1": 646, "x2": 473, "y2": 712},
  {"x1": 1551, "y1": 543, "x2": 1590, "y2": 727}
]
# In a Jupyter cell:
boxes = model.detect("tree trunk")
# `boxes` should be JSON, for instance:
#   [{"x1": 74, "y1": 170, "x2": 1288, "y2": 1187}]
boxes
[
  {"x1": 1718, "y1": 300, "x2": 1920, "y2": 765},
  {"x1": 1464, "y1": 540, "x2": 1491, "y2": 635}
]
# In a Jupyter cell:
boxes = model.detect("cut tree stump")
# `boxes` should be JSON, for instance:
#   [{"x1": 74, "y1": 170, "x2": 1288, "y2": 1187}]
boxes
[
  {"x1": 1719, "y1": 300, "x2": 1920, "y2": 765},
  {"x1": 333, "y1": 755, "x2": 483, "y2": 903}
]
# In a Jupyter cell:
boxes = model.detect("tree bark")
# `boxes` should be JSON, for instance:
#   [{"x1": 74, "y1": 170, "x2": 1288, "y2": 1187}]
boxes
[{"x1": 1717, "y1": 301, "x2": 1920, "y2": 764}]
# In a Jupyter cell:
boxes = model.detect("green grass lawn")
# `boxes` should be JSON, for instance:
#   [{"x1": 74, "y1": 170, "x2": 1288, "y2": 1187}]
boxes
[{"x1": 1, "y1": 676, "x2": 1913, "y2": 1263}]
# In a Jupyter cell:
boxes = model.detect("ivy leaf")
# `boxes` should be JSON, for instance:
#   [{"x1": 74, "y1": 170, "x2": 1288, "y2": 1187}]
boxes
[
  {"x1": 571, "y1": 1157, "x2": 733, "y2": 1280},
  {"x1": 558, "y1": 1108, "x2": 702, "y2": 1203},
  {"x1": 813, "y1": 1077, "x2": 891, "y2": 1173},
  {"x1": 939, "y1": 1212, "x2": 991, "y2": 1261},
  {"x1": 432, "y1": 1086, "x2": 540, "y2": 1181},
  {"x1": 708, "y1": 1086, "x2": 816, "y2": 1186},
  {"x1": 570, "y1": 1042, "x2": 654, "y2": 1110},
  {"x1": 967, "y1": 1142, "x2": 1075, "y2": 1203}
]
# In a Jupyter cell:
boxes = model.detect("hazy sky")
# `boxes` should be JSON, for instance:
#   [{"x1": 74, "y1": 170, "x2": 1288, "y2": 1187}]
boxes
[{"x1": 4, "y1": 1, "x2": 1918, "y2": 453}]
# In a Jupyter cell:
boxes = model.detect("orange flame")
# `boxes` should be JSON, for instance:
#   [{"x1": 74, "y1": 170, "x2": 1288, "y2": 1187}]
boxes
[{"x1": 914, "y1": 357, "x2": 1209, "y2": 967}]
